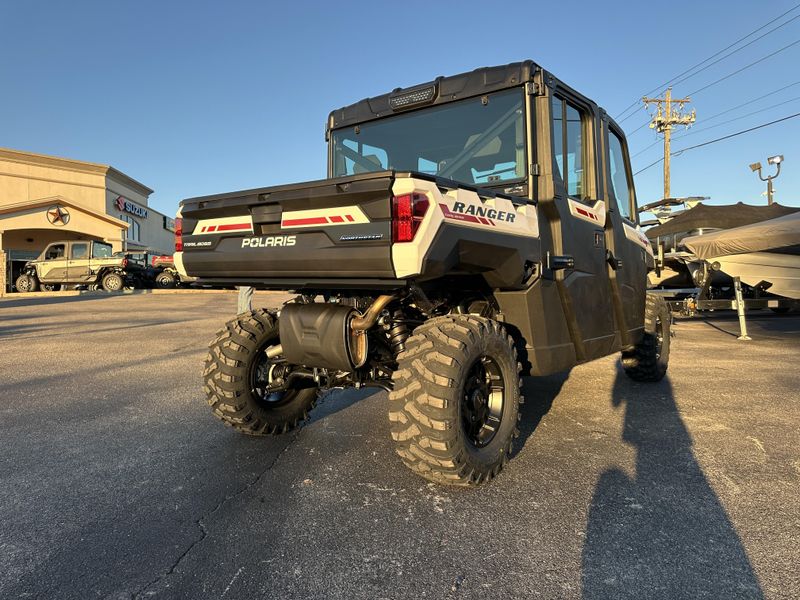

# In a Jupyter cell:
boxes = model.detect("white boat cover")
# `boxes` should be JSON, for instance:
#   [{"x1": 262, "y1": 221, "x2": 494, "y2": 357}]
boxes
[{"x1": 683, "y1": 212, "x2": 800, "y2": 259}]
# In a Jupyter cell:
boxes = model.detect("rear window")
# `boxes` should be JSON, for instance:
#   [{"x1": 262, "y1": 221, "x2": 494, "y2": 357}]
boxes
[{"x1": 331, "y1": 88, "x2": 526, "y2": 186}]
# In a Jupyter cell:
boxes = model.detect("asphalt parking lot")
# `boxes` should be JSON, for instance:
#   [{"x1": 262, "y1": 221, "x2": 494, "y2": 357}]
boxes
[{"x1": 0, "y1": 293, "x2": 798, "y2": 599}]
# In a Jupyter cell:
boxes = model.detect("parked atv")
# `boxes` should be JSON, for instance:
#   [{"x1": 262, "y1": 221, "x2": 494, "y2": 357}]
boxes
[{"x1": 176, "y1": 61, "x2": 670, "y2": 486}]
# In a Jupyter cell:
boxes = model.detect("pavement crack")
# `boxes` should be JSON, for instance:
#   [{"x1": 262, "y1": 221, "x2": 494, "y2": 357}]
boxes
[{"x1": 131, "y1": 425, "x2": 304, "y2": 599}]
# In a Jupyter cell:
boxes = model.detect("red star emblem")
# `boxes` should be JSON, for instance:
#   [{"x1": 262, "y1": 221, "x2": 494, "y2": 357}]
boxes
[{"x1": 47, "y1": 205, "x2": 70, "y2": 226}]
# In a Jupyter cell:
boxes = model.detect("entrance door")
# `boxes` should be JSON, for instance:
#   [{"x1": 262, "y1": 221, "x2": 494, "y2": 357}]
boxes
[
  {"x1": 38, "y1": 243, "x2": 68, "y2": 284},
  {"x1": 66, "y1": 241, "x2": 93, "y2": 282}
]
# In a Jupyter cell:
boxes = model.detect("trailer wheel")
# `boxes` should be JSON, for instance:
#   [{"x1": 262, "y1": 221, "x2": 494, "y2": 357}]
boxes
[
  {"x1": 204, "y1": 309, "x2": 318, "y2": 436},
  {"x1": 15, "y1": 274, "x2": 38, "y2": 293},
  {"x1": 389, "y1": 315, "x2": 522, "y2": 487},
  {"x1": 102, "y1": 272, "x2": 123, "y2": 292},
  {"x1": 621, "y1": 293, "x2": 671, "y2": 382}
]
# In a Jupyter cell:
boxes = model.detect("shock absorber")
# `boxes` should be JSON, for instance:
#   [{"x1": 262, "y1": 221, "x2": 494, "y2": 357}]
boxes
[{"x1": 386, "y1": 310, "x2": 410, "y2": 355}]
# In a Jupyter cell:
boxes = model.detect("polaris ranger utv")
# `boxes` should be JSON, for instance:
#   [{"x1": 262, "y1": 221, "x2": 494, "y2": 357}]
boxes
[{"x1": 176, "y1": 61, "x2": 670, "y2": 486}]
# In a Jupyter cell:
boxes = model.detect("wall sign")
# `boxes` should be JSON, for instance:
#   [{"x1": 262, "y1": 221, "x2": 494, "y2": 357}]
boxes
[
  {"x1": 163, "y1": 216, "x2": 176, "y2": 232},
  {"x1": 47, "y1": 205, "x2": 70, "y2": 226},
  {"x1": 115, "y1": 195, "x2": 149, "y2": 219}
]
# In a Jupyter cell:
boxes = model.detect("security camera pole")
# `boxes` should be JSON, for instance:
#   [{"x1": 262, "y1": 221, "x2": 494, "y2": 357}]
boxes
[
  {"x1": 643, "y1": 88, "x2": 696, "y2": 200},
  {"x1": 749, "y1": 155, "x2": 784, "y2": 205}
]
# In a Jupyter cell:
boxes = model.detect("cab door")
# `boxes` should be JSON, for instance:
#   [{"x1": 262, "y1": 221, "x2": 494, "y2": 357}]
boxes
[
  {"x1": 603, "y1": 121, "x2": 648, "y2": 339},
  {"x1": 66, "y1": 241, "x2": 92, "y2": 282},
  {"x1": 38, "y1": 243, "x2": 68, "y2": 283},
  {"x1": 548, "y1": 92, "x2": 616, "y2": 360}
]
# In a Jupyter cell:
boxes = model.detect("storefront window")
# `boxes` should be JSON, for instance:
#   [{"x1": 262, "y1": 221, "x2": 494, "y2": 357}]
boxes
[{"x1": 120, "y1": 214, "x2": 141, "y2": 241}]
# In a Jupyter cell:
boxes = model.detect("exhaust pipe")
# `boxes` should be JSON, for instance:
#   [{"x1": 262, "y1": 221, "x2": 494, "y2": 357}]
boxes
[
  {"x1": 267, "y1": 295, "x2": 397, "y2": 369},
  {"x1": 350, "y1": 295, "x2": 396, "y2": 331}
]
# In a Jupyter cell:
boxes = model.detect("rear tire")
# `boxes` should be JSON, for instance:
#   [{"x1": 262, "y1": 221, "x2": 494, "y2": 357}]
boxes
[
  {"x1": 102, "y1": 272, "x2": 123, "y2": 292},
  {"x1": 622, "y1": 293, "x2": 670, "y2": 382},
  {"x1": 389, "y1": 315, "x2": 522, "y2": 487},
  {"x1": 204, "y1": 309, "x2": 318, "y2": 435},
  {"x1": 155, "y1": 271, "x2": 176, "y2": 289},
  {"x1": 15, "y1": 274, "x2": 38, "y2": 293}
]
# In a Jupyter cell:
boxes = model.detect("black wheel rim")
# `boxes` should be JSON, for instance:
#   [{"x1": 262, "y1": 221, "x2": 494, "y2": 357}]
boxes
[
  {"x1": 249, "y1": 343, "x2": 294, "y2": 407},
  {"x1": 461, "y1": 355, "x2": 505, "y2": 448}
]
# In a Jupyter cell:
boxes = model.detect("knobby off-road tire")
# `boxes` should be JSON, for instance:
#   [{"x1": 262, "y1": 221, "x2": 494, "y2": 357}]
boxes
[
  {"x1": 204, "y1": 309, "x2": 318, "y2": 436},
  {"x1": 621, "y1": 293, "x2": 671, "y2": 382},
  {"x1": 15, "y1": 274, "x2": 38, "y2": 293},
  {"x1": 389, "y1": 315, "x2": 522, "y2": 487}
]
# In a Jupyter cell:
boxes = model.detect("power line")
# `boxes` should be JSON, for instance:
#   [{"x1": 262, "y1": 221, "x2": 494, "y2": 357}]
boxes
[
  {"x1": 614, "y1": 2, "x2": 800, "y2": 121},
  {"x1": 696, "y1": 79, "x2": 800, "y2": 123},
  {"x1": 687, "y1": 37, "x2": 800, "y2": 96},
  {"x1": 669, "y1": 14, "x2": 800, "y2": 89},
  {"x1": 633, "y1": 111, "x2": 800, "y2": 175},
  {"x1": 672, "y1": 94, "x2": 800, "y2": 141},
  {"x1": 630, "y1": 80, "x2": 800, "y2": 158}
]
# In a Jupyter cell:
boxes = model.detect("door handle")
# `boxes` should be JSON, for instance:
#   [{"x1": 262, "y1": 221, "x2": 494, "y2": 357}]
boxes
[
  {"x1": 547, "y1": 253, "x2": 575, "y2": 271},
  {"x1": 606, "y1": 250, "x2": 623, "y2": 270}
]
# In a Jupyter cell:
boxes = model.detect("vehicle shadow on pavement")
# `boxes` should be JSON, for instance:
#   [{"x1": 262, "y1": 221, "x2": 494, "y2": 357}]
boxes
[
  {"x1": 0, "y1": 294, "x2": 119, "y2": 309},
  {"x1": 581, "y1": 371, "x2": 763, "y2": 599},
  {"x1": 513, "y1": 371, "x2": 570, "y2": 456}
]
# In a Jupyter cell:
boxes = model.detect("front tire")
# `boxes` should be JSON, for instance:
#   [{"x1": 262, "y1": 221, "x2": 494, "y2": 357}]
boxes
[
  {"x1": 15, "y1": 274, "x2": 38, "y2": 293},
  {"x1": 204, "y1": 309, "x2": 318, "y2": 435},
  {"x1": 389, "y1": 315, "x2": 522, "y2": 487},
  {"x1": 155, "y1": 271, "x2": 176, "y2": 289},
  {"x1": 621, "y1": 293, "x2": 671, "y2": 382}
]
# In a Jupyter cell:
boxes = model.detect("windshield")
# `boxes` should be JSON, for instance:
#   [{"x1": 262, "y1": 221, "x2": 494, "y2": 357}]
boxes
[{"x1": 331, "y1": 88, "x2": 526, "y2": 186}]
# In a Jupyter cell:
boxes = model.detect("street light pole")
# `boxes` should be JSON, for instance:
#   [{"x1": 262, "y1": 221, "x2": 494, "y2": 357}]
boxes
[{"x1": 749, "y1": 155, "x2": 784, "y2": 205}]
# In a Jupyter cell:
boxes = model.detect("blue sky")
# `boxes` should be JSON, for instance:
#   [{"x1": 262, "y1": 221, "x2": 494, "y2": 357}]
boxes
[{"x1": 2, "y1": 0, "x2": 799, "y2": 216}]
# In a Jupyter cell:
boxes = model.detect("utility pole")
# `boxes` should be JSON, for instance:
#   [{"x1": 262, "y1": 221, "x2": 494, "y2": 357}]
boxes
[{"x1": 642, "y1": 88, "x2": 696, "y2": 199}]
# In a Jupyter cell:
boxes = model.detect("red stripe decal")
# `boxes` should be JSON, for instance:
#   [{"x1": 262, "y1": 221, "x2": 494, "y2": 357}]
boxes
[
  {"x1": 345, "y1": 214, "x2": 354, "y2": 222},
  {"x1": 575, "y1": 207, "x2": 598, "y2": 221},
  {"x1": 201, "y1": 226, "x2": 207, "y2": 232},
  {"x1": 282, "y1": 216, "x2": 329, "y2": 227},
  {"x1": 329, "y1": 215, "x2": 344, "y2": 223},
  {"x1": 215, "y1": 223, "x2": 252, "y2": 232},
  {"x1": 208, "y1": 225, "x2": 217, "y2": 232}
]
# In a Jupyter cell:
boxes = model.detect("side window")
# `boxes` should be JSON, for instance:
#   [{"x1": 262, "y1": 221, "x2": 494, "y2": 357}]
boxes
[
  {"x1": 71, "y1": 243, "x2": 89, "y2": 259},
  {"x1": 92, "y1": 243, "x2": 112, "y2": 258},
  {"x1": 552, "y1": 96, "x2": 587, "y2": 199},
  {"x1": 608, "y1": 130, "x2": 633, "y2": 220},
  {"x1": 45, "y1": 244, "x2": 65, "y2": 260}
]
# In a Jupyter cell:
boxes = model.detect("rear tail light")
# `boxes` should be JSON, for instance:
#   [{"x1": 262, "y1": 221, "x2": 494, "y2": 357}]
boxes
[
  {"x1": 392, "y1": 193, "x2": 429, "y2": 242},
  {"x1": 174, "y1": 218, "x2": 183, "y2": 252},
  {"x1": 122, "y1": 258, "x2": 128, "y2": 268}
]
